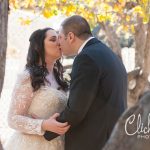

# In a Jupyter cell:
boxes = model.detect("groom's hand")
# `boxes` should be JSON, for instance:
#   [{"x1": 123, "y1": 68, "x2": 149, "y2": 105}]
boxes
[{"x1": 42, "y1": 113, "x2": 70, "y2": 135}]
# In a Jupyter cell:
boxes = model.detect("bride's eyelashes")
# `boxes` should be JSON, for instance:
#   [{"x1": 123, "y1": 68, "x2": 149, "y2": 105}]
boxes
[
  {"x1": 49, "y1": 37, "x2": 58, "y2": 42},
  {"x1": 49, "y1": 38, "x2": 56, "y2": 41},
  {"x1": 49, "y1": 39, "x2": 56, "y2": 42}
]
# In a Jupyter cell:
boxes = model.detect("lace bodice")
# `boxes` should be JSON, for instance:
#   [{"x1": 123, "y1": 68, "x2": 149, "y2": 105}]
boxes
[{"x1": 7, "y1": 70, "x2": 67, "y2": 136}]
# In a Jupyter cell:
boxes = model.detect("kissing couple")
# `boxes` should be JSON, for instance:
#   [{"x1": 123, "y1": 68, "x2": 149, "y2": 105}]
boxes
[{"x1": 4, "y1": 15, "x2": 127, "y2": 150}]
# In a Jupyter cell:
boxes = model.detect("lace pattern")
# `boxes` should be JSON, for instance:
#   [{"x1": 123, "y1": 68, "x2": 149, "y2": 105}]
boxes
[
  {"x1": 8, "y1": 71, "x2": 44, "y2": 135},
  {"x1": 5, "y1": 70, "x2": 67, "y2": 150}
]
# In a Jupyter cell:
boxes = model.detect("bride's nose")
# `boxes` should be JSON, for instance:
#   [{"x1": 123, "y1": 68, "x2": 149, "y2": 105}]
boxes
[{"x1": 56, "y1": 39, "x2": 60, "y2": 45}]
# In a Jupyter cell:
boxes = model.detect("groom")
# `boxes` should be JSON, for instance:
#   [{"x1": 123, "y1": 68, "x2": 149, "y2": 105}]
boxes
[{"x1": 43, "y1": 15, "x2": 127, "y2": 150}]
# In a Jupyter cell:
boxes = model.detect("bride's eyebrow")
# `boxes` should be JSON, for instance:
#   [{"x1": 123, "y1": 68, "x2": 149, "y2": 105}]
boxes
[{"x1": 49, "y1": 36, "x2": 57, "y2": 39}]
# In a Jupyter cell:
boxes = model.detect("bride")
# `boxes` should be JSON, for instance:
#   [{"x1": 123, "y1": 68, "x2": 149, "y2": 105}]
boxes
[{"x1": 4, "y1": 28, "x2": 70, "y2": 150}]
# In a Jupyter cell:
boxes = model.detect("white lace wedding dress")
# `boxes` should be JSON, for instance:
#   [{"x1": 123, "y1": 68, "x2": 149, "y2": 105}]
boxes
[{"x1": 4, "y1": 70, "x2": 67, "y2": 150}]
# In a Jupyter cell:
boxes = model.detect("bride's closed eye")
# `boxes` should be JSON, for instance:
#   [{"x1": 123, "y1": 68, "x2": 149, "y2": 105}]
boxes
[
  {"x1": 49, "y1": 36, "x2": 58, "y2": 42},
  {"x1": 49, "y1": 38, "x2": 57, "y2": 42}
]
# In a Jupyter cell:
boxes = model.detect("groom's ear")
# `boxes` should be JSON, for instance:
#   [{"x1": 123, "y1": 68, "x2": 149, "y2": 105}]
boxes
[{"x1": 68, "y1": 32, "x2": 75, "y2": 43}]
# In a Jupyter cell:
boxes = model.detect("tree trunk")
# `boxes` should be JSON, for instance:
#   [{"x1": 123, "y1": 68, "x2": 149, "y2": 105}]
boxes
[
  {"x1": 0, "y1": 0, "x2": 8, "y2": 98},
  {"x1": 99, "y1": 22, "x2": 122, "y2": 59},
  {"x1": 0, "y1": 0, "x2": 8, "y2": 148},
  {"x1": 128, "y1": 19, "x2": 150, "y2": 106},
  {"x1": 134, "y1": 17, "x2": 147, "y2": 68},
  {"x1": 0, "y1": 141, "x2": 3, "y2": 150}
]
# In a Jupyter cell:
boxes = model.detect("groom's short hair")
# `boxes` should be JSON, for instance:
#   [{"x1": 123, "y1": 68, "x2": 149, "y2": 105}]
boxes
[{"x1": 61, "y1": 15, "x2": 92, "y2": 40}]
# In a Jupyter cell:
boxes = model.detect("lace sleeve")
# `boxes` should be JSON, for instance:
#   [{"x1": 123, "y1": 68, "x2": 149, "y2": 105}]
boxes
[{"x1": 7, "y1": 70, "x2": 45, "y2": 135}]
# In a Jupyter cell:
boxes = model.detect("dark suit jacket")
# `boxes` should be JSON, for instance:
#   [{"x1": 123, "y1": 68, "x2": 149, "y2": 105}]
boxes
[{"x1": 44, "y1": 38, "x2": 127, "y2": 150}]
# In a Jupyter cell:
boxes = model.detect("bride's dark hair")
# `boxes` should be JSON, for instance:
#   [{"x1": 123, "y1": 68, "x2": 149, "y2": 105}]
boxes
[{"x1": 26, "y1": 28, "x2": 68, "y2": 92}]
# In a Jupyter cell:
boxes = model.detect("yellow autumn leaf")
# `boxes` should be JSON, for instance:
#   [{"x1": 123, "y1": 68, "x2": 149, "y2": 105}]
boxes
[
  {"x1": 65, "y1": 10, "x2": 72, "y2": 16},
  {"x1": 45, "y1": 0, "x2": 56, "y2": 4},
  {"x1": 105, "y1": 0, "x2": 111, "y2": 2},
  {"x1": 114, "y1": 4, "x2": 122, "y2": 12},
  {"x1": 143, "y1": 0, "x2": 148, "y2": 2},
  {"x1": 118, "y1": 0, "x2": 124, "y2": 3},
  {"x1": 19, "y1": 17, "x2": 32, "y2": 25},
  {"x1": 38, "y1": 0, "x2": 44, "y2": 7},
  {"x1": 102, "y1": 3, "x2": 112, "y2": 12},
  {"x1": 24, "y1": 0, "x2": 36, "y2": 8},
  {"x1": 131, "y1": 24, "x2": 135, "y2": 33},
  {"x1": 118, "y1": 0, "x2": 126, "y2": 6},
  {"x1": 24, "y1": 19, "x2": 32, "y2": 25},
  {"x1": 65, "y1": 5, "x2": 76, "y2": 16},
  {"x1": 106, "y1": 14, "x2": 112, "y2": 21},
  {"x1": 9, "y1": 0, "x2": 19, "y2": 9},
  {"x1": 61, "y1": 6, "x2": 67, "y2": 14},
  {"x1": 87, "y1": 0, "x2": 95, "y2": 7},
  {"x1": 123, "y1": 25, "x2": 129, "y2": 32},
  {"x1": 61, "y1": 0, "x2": 67, "y2": 2},
  {"x1": 141, "y1": 0, "x2": 148, "y2": 4},
  {"x1": 42, "y1": 9, "x2": 54, "y2": 18},
  {"x1": 44, "y1": 0, "x2": 57, "y2": 8},
  {"x1": 69, "y1": 5, "x2": 76, "y2": 12},
  {"x1": 97, "y1": 15, "x2": 107, "y2": 22},
  {"x1": 88, "y1": 13, "x2": 94, "y2": 20},
  {"x1": 85, "y1": 12, "x2": 94, "y2": 21},
  {"x1": 118, "y1": 25, "x2": 129, "y2": 32},
  {"x1": 84, "y1": 0, "x2": 92, "y2": 5},
  {"x1": 77, "y1": 5, "x2": 85, "y2": 13},
  {"x1": 133, "y1": 6, "x2": 142, "y2": 13},
  {"x1": 143, "y1": 15, "x2": 149, "y2": 24},
  {"x1": 126, "y1": 15, "x2": 131, "y2": 22},
  {"x1": 44, "y1": 1, "x2": 51, "y2": 8},
  {"x1": 50, "y1": 5, "x2": 57, "y2": 10}
]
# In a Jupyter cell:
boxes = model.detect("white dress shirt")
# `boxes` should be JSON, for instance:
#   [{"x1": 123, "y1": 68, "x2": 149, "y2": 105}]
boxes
[{"x1": 78, "y1": 37, "x2": 95, "y2": 54}]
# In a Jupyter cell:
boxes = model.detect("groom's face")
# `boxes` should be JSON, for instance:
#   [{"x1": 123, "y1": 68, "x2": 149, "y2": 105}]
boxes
[{"x1": 58, "y1": 27, "x2": 72, "y2": 56}]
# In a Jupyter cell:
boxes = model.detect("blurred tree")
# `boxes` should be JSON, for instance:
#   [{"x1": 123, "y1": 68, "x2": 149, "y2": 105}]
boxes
[
  {"x1": 8, "y1": 0, "x2": 150, "y2": 105},
  {"x1": 0, "y1": 0, "x2": 8, "y2": 98},
  {"x1": 0, "y1": 142, "x2": 3, "y2": 150},
  {"x1": 0, "y1": 141, "x2": 3, "y2": 150},
  {"x1": 0, "y1": 0, "x2": 8, "y2": 147},
  {"x1": 0, "y1": 1, "x2": 8, "y2": 148}
]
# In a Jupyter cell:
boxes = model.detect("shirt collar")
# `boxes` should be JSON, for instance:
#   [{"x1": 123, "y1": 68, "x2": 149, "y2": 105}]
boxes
[{"x1": 78, "y1": 37, "x2": 95, "y2": 54}]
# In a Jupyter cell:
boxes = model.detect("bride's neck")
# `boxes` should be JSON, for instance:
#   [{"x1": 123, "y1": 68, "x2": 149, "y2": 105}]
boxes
[{"x1": 45, "y1": 58, "x2": 55, "y2": 73}]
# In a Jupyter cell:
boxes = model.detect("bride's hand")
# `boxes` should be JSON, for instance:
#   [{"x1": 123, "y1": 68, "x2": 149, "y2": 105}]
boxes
[{"x1": 42, "y1": 113, "x2": 70, "y2": 135}]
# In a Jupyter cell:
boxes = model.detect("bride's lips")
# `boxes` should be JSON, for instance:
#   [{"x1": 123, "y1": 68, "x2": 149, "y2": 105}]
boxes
[
  {"x1": 59, "y1": 47, "x2": 62, "y2": 51},
  {"x1": 59, "y1": 47, "x2": 62, "y2": 53}
]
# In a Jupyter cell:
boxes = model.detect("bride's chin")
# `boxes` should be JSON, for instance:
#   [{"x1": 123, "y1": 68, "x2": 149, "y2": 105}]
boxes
[
  {"x1": 59, "y1": 52, "x2": 62, "y2": 57},
  {"x1": 56, "y1": 54, "x2": 62, "y2": 60}
]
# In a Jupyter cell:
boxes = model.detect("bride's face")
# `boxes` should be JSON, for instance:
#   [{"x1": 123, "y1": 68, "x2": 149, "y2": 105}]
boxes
[
  {"x1": 44, "y1": 29, "x2": 62, "y2": 60},
  {"x1": 58, "y1": 27, "x2": 73, "y2": 56}
]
